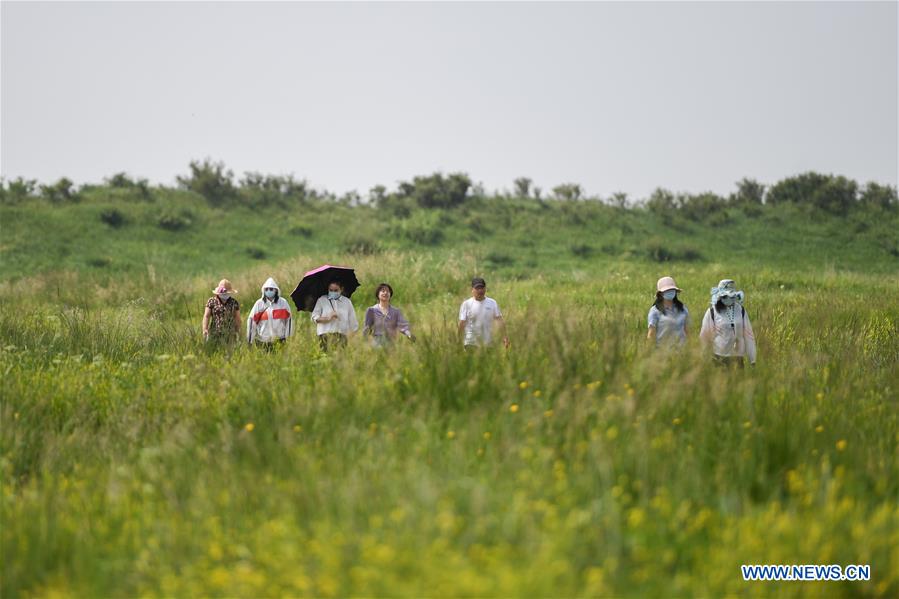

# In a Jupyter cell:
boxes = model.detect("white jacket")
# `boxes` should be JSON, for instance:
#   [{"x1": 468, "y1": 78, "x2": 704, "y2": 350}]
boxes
[
  {"x1": 699, "y1": 304, "x2": 757, "y2": 363},
  {"x1": 311, "y1": 295, "x2": 359, "y2": 336},
  {"x1": 247, "y1": 277, "x2": 293, "y2": 343}
]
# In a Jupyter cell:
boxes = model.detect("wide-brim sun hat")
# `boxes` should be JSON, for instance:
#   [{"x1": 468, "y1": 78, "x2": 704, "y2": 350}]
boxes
[
  {"x1": 711, "y1": 279, "x2": 744, "y2": 303},
  {"x1": 213, "y1": 279, "x2": 238, "y2": 294},
  {"x1": 656, "y1": 276, "x2": 681, "y2": 293}
]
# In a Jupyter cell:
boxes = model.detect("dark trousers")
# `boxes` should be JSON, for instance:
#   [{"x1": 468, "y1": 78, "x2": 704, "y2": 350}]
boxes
[
  {"x1": 254, "y1": 339, "x2": 285, "y2": 352},
  {"x1": 713, "y1": 355, "x2": 745, "y2": 369},
  {"x1": 319, "y1": 333, "x2": 347, "y2": 352}
]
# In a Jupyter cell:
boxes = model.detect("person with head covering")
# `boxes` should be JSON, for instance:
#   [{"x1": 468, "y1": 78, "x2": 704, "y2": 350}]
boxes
[
  {"x1": 311, "y1": 280, "x2": 359, "y2": 351},
  {"x1": 647, "y1": 276, "x2": 690, "y2": 348},
  {"x1": 203, "y1": 279, "x2": 241, "y2": 344},
  {"x1": 363, "y1": 283, "x2": 414, "y2": 348},
  {"x1": 246, "y1": 277, "x2": 293, "y2": 349},
  {"x1": 699, "y1": 278, "x2": 757, "y2": 367},
  {"x1": 458, "y1": 277, "x2": 509, "y2": 349}
]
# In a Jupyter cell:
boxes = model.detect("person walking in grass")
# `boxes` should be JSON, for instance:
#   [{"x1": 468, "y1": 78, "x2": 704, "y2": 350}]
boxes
[
  {"x1": 458, "y1": 277, "x2": 509, "y2": 350},
  {"x1": 311, "y1": 280, "x2": 359, "y2": 351},
  {"x1": 246, "y1": 277, "x2": 293, "y2": 350},
  {"x1": 699, "y1": 278, "x2": 757, "y2": 367},
  {"x1": 647, "y1": 276, "x2": 690, "y2": 349},
  {"x1": 363, "y1": 283, "x2": 414, "y2": 348},
  {"x1": 203, "y1": 279, "x2": 241, "y2": 344}
]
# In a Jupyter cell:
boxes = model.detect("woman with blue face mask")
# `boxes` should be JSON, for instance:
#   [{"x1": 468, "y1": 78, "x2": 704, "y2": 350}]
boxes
[
  {"x1": 311, "y1": 280, "x2": 359, "y2": 351},
  {"x1": 246, "y1": 277, "x2": 293, "y2": 349},
  {"x1": 699, "y1": 279, "x2": 757, "y2": 367},
  {"x1": 647, "y1": 276, "x2": 690, "y2": 348}
]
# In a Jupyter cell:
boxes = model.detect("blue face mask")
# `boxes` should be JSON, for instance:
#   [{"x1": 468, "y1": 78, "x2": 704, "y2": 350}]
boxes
[
  {"x1": 721, "y1": 296, "x2": 736, "y2": 306},
  {"x1": 328, "y1": 291, "x2": 341, "y2": 300},
  {"x1": 662, "y1": 290, "x2": 677, "y2": 301},
  {"x1": 264, "y1": 289, "x2": 276, "y2": 299}
]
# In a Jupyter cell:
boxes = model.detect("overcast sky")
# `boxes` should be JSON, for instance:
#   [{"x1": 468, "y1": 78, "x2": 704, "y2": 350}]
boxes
[{"x1": 2, "y1": 1, "x2": 896, "y2": 199}]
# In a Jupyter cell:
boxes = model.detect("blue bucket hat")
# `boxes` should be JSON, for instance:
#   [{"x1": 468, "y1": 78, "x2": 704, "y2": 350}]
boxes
[{"x1": 710, "y1": 279, "x2": 744, "y2": 305}]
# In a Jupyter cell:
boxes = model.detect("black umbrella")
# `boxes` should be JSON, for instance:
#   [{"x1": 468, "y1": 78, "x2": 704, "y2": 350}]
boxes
[{"x1": 290, "y1": 264, "x2": 361, "y2": 312}]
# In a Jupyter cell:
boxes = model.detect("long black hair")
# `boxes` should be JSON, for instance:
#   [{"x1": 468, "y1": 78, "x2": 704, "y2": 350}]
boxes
[{"x1": 653, "y1": 291, "x2": 685, "y2": 312}]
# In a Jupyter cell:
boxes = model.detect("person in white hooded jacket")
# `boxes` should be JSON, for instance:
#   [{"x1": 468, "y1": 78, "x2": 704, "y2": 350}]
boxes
[
  {"x1": 246, "y1": 277, "x2": 293, "y2": 348},
  {"x1": 699, "y1": 279, "x2": 757, "y2": 367}
]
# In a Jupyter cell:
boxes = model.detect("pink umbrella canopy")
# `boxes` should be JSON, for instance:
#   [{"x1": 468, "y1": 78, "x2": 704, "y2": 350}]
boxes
[{"x1": 290, "y1": 264, "x2": 361, "y2": 312}]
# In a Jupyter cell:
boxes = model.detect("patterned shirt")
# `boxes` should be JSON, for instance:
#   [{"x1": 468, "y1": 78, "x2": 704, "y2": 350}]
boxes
[{"x1": 206, "y1": 296, "x2": 240, "y2": 339}]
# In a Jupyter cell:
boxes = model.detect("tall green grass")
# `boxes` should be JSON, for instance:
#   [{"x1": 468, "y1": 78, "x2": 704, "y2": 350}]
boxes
[{"x1": 1, "y1": 246, "x2": 897, "y2": 596}]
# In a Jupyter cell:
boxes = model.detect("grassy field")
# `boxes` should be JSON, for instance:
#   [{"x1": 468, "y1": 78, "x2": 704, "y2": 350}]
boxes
[{"x1": 1, "y1": 190, "x2": 898, "y2": 597}]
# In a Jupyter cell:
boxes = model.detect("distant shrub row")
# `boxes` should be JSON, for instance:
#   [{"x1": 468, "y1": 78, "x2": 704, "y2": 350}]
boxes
[{"x1": 2, "y1": 162, "x2": 895, "y2": 216}]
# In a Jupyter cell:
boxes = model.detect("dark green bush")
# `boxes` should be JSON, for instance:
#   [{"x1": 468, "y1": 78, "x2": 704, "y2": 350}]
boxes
[
  {"x1": 40, "y1": 178, "x2": 79, "y2": 203},
  {"x1": 177, "y1": 159, "x2": 238, "y2": 206},
  {"x1": 1, "y1": 178, "x2": 38, "y2": 204},
  {"x1": 105, "y1": 173, "x2": 152, "y2": 200},
  {"x1": 87, "y1": 257, "x2": 112, "y2": 268},
  {"x1": 394, "y1": 212, "x2": 445, "y2": 246},
  {"x1": 570, "y1": 243, "x2": 595, "y2": 258},
  {"x1": 157, "y1": 208, "x2": 195, "y2": 231},
  {"x1": 99, "y1": 208, "x2": 127, "y2": 228},
  {"x1": 397, "y1": 172, "x2": 471, "y2": 209},
  {"x1": 485, "y1": 250, "x2": 515, "y2": 267},
  {"x1": 767, "y1": 172, "x2": 858, "y2": 214},
  {"x1": 644, "y1": 238, "x2": 703, "y2": 262},
  {"x1": 341, "y1": 233, "x2": 382, "y2": 255},
  {"x1": 288, "y1": 224, "x2": 314, "y2": 238},
  {"x1": 246, "y1": 246, "x2": 268, "y2": 260}
]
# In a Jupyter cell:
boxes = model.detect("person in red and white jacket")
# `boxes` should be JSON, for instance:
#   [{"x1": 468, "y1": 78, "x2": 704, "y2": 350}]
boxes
[{"x1": 246, "y1": 277, "x2": 293, "y2": 347}]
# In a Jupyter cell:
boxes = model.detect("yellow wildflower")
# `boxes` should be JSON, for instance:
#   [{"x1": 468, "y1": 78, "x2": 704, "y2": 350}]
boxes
[
  {"x1": 244, "y1": 423, "x2": 255, "y2": 432},
  {"x1": 815, "y1": 425, "x2": 824, "y2": 433},
  {"x1": 836, "y1": 439, "x2": 847, "y2": 451},
  {"x1": 482, "y1": 431, "x2": 492, "y2": 441},
  {"x1": 510, "y1": 404, "x2": 519, "y2": 413},
  {"x1": 446, "y1": 430, "x2": 456, "y2": 440}
]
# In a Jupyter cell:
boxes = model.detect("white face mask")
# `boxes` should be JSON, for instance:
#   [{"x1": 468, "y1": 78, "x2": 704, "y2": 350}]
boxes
[
  {"x1": 218, "y1": 293, "x2": 230, "y2": 301},
  {"x1": 721, "y1": 296, "x2": 735, "y2": 307},
  {"x1": 264, "y1": 289, "x2": 276, "y2": 299}
]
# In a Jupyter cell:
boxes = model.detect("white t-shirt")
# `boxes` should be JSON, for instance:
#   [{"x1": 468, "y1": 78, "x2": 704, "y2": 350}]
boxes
[{"x1": 459, "y1": 297, "x2": 502, "y2": 346}]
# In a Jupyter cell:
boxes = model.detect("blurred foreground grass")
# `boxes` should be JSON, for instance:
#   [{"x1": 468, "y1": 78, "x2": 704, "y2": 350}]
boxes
[{"x1": 1, "y1": 250, "x2": 897, "y2": 597}]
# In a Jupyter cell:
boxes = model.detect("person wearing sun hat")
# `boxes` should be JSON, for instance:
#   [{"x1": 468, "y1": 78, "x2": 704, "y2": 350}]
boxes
[
  {"x1": 202, "y1": 279, "x2": 241, "y2": 344},
  {"x1": 699, "y1": 278, "x2": 757, "y2": 367},
  {"x1": 647, "y1": 276, "x2": 690, "y2": 348}
]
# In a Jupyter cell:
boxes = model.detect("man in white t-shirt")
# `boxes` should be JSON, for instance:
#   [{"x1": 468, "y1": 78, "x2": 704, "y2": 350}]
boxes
[{"x1": 458, "y1": 277, "x2": 509, "y2": 349}]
